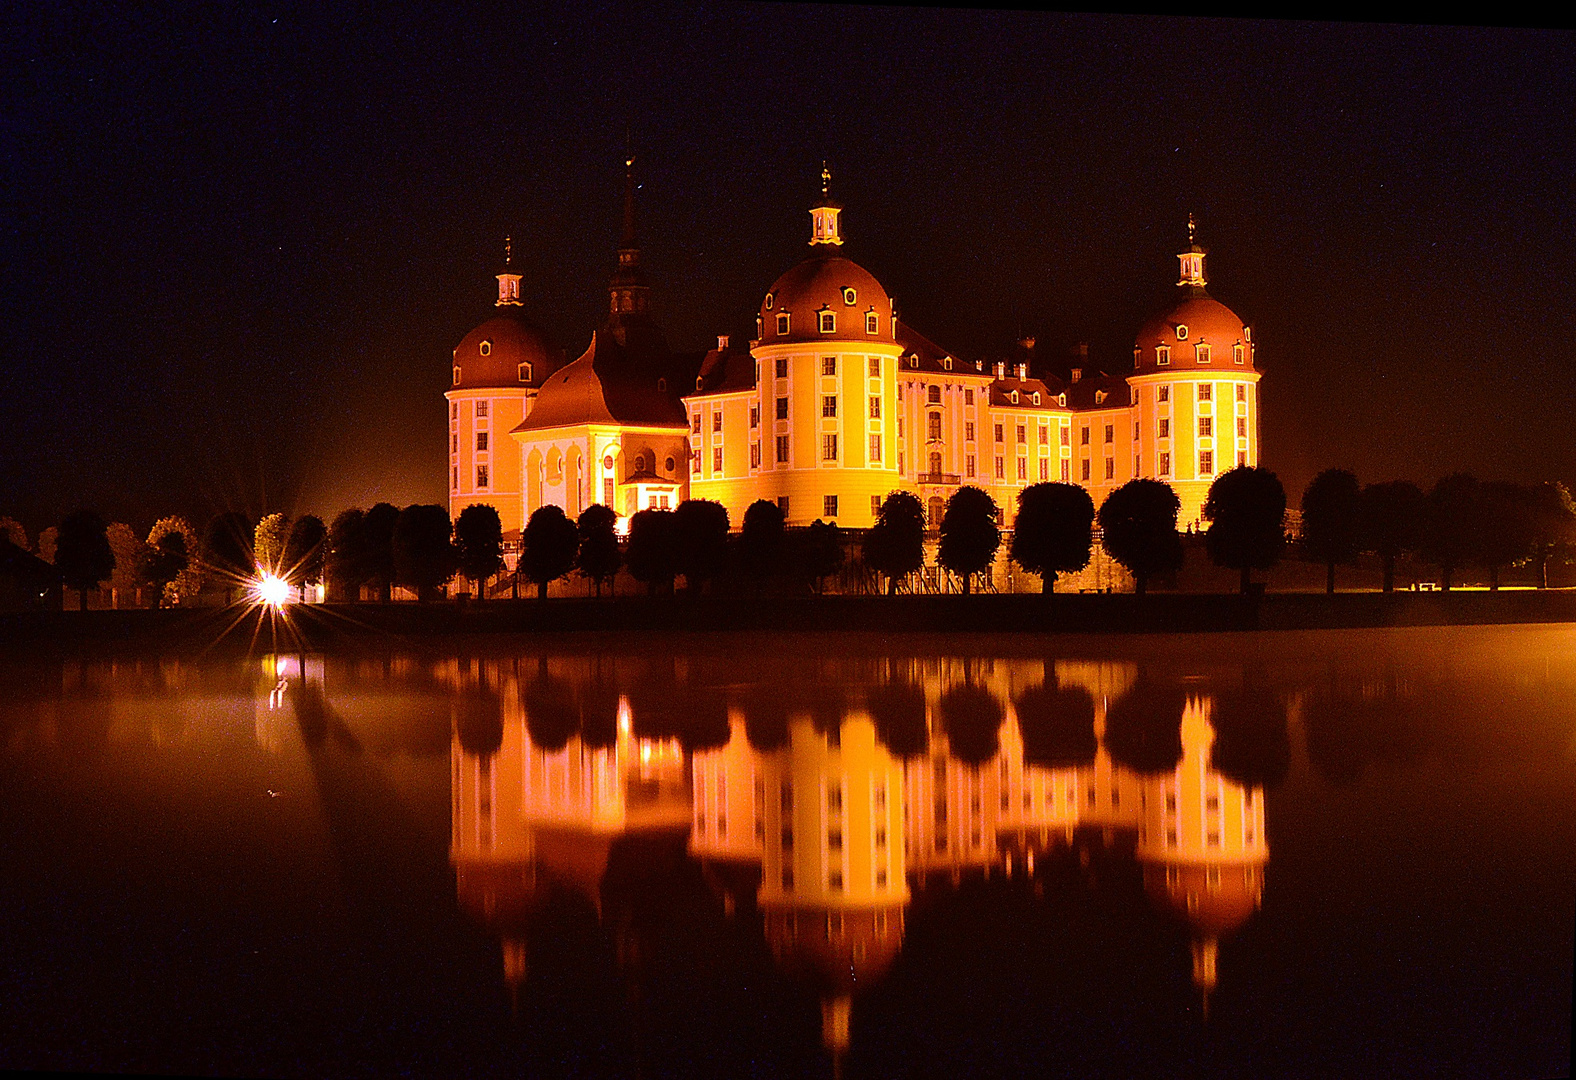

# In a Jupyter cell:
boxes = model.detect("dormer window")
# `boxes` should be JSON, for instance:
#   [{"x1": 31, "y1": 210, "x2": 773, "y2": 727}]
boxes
[
  {"x1": 942, "y1": 357, "x2": 952, "y2": 371},
  {"x1": 1095, "y1": 390, "x2": 1108, "y2": 404},
  {"x1": 1009, "y1": 390, "x2": 1019, "y2": 404},
  {"x1": 517, "y1": 362, "x2": 532, "y2": 382},
  {"x1": 909, "y1": 356, "x2": 919, "y2": 369},
  {"x1": 453, "y1": 367, "x2": 461, "y2": 386},
  {"x1": 1056, "y1": 393, "x2": 1067, "y2": 407},
  {"x1": 1196, "y1": 343, "x2": 1211, "y2": 364},
  {"x1": 765, "y1": 292, "x2": 774, "y2": 309},
  {"x1": 842, "y1": 287, "x2": 857, "y2": 305},
  {"x1": 1031, "y1": 392, "x2": 1040, "y2": 405},
  {"x1": 479, "y1": 340, "x2": 492, "y2": 356},
  {"x1": 1176, "y1": 324, "x2": 1189, "y2": 340},
  {"x1": 1233, "y1": 343, "x2": 1245, "y2": 365},
  {"x1": 866, "y1": 311, "x2": 878, "y2": 334},
  {"x1": 657, "y1": 377, "x2": 667, "y2": 392},
  {"x1": 1244, "y1": 326, "x2": 1252, "y2": 342},
  {"x1": 1157, "y1": 345, "x2": 1171, "y2": 366},
  {"x1": 777, "y1": 313, "x2": 790, "y2": 335},
  {"x1": 819, "y1": 310, "x2": 836, "y2": 333}
]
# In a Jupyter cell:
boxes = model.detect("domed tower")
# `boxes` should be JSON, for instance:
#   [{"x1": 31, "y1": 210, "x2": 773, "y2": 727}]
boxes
[
  {"x1": 714, "y1": 166, "x2": 904, "y2": 528},
  {"x1": 446, "y1": 239, "x2": 565, "y2": 541},
  {"x1": 1128, "y1": 217, "x2": 1260, "y2": 529}
]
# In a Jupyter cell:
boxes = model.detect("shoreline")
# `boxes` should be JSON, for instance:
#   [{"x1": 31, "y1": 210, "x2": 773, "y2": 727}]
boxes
[{"x1": 5, "y1": 591, "x2": 1576, "y2": 652}]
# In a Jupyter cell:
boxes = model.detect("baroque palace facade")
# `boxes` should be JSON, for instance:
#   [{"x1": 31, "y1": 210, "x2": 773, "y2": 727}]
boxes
[{"x1": 447, "y1": 165, "x2": 1260, "y2": 539}]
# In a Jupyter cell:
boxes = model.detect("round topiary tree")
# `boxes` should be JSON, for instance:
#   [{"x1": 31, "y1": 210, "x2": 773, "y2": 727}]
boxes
[
  {"x1": 938, "y1": 486, "x2": 1000, "y2": 595},
  {"x1": 575, "y1": 504, "x2": 621, "y2": 597},
  {"x1": 673, "y1": 499, "x2": 730, "y2": 594},
  {"x1": 863, "y1": 491, "x2": 926, "y2": 595},
  {"x1": 454, "y1": 503, "x2": 504, "y2": 598},
  {"x1": 1300, "y1": 468, "x2": 1363, "y2": 595},
  {"x1": 519, "y1": 505, "x2": 580, "y2": 599},
  {"x1": 1010, "y1": 482, "x2": 1095, "y2": 595},
  {"x1": 1204, "y1": 465, "x2": 1286, "y2": 594},
  {"x1": 739, "y1": 499, "x2": 787, "y2": 592},
  {"x1": 1097, "y1": 479, "x2": 1184, "y2": 595},
  {"x1": 56, "y1": 510, "x2": 115, "y2": 611}
]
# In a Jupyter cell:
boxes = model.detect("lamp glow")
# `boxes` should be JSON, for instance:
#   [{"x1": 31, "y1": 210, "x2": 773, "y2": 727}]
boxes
[{"x1": 256, "y1": 573, "x2": 291, "y2": 608}]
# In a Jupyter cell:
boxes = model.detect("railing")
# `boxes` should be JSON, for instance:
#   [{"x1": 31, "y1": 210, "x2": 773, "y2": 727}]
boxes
[{"x1": 914, "y1": 472, "x2": 961, "y2": 485}]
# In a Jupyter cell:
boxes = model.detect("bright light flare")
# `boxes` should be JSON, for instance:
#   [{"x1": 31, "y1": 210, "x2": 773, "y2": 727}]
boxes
[{"x1": 255, "y1": 573, "x2": 291, "y2": 609}]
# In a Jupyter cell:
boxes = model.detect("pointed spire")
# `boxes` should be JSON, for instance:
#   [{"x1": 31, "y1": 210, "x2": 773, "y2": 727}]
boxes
[
  {"x1": 605, "y1": 155, "x2": 663, "y2": 353},
  {"x1": 620, "y1": 156, "x2": 638, "y2": 251},
  {"x1": 496, "y1": 235, "x2": 522, "y2": 307},
  {"x1": 1177, "y1": 214, "x2": 1208, "y2": 292},
  {"x1": 809, "y1": 161, "x2": 844, "y2": 247}
]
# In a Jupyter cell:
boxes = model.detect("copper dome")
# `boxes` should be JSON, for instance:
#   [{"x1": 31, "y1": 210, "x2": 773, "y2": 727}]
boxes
[
  {"x1": 1133, "y1": 294, "x2": 1254, "y2": 376},
  {"x1": 451, "y1": 312, "x2": 564, "y2": 392},
  {"x1": 758, "y1": 256, "x2": 894, "y2": 346}
]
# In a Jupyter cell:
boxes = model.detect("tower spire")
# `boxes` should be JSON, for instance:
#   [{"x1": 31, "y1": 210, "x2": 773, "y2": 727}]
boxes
[
  {"x1": 809, "y1": 161, "x2": 844, "y2": 247},
  {"x1": 605, "y1": 155, "x2": 661, "y2": 351},
  {"x1": 1177, "y1": 214, "x2": 1208, "y2": 293},
  {"x1": 496, "y1": 235, "x2": 522, "y2": 306}
]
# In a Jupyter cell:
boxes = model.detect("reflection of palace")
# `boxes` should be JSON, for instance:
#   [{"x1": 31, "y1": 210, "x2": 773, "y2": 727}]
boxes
[{"x1": 448, "y1": 657, "x2": 1270, "y2": 1058}]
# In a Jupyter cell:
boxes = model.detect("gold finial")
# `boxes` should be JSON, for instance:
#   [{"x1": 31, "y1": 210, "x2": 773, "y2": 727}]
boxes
[
  {"x1": 822, "y1": 161, "x2": 831, "y2": 197},
  {"x1": 626, "y1": 155, "x2": 634, "y2": 171},
  {"x1": 504, "y1": 235, "x2": 512, "y2": 267},
  {"x1": 1187, "y1": 213, "x2": 1197, "y2": 245}
]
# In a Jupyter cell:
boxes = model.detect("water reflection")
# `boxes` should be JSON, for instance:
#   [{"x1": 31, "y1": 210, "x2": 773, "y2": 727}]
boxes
[{"x1": 434, "y1": 651, "x2": 1277, "y2": 1062}]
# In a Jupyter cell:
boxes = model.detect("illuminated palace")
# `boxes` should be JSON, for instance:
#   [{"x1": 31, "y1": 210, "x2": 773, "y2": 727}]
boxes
[{"x1": 447, "y1": 165, "x2": 1260, "y2": 538}]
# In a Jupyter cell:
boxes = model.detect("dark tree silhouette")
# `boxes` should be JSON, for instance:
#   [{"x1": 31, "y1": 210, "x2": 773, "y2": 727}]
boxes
[
  {"x1": 56, "y1": 510, "x2": 115, "y2": 610},
  {"x1": 139, "y1": 529, "x2": 189, "y2": 608},
  {"x1": 1097, "y1": 479, "x2": 1184, "y2": 595},
  {"x1": 739, "y1": 499, "x2": 787, "y2": 591},
  {"x1": 1420, "y1": 474, "x2": 1484, "y2": 590},
  {"x1": 866, "y1": 679, "x2": 928, "y2": 758},
  {"x1": 362, "y1": 502, "x2": 401, "y2": 603},
  {"x1": 454, "y1": 693, "x2": 504, "y2": 759},
  {"x1": 740, "y1": 683, "x2": 791, "y2": 751},
  {"x1": 578, "y1": 675, "x2": 622, "y2": 749},
  {"x1": 524, "y1": 669, "x2": 580, "y2": 751},
  {"x1": 1477, "y1": 481, "x2": 1533, "y2": 591},
  {"x1": 282, "y1": 515, "x2": 327, "y2": 597},
  {"x1": 520, "y1": 505, "x2": 579, "y2": 599},
  {"x1": 863, "y1": 491, "x2": 927, "y2": 595},
  {"x1": 326, "y1": 509, "x2": 368, "y2": 601},
  {"x1": 1010, "y1": 482, "x2": 1095, "y2": 594},
  {"x1": 1204, "y1": 465, "x2": 1286, "y2": 594},
  {"x1": 1526, "y1": 481, "x2": 1576, "y2": 588},
  {"x1": 392, "y1": 504, "x2": 457, "y2": 601},
  {"x1": 575, "y1": 504, "x2": 621, "y2": 597},
  {"x1": 938, "y1": 486, "x2": 1000, "y2": 594},
  {"x1": 626, "y1": 508, "x2": 678, "y2": 595},
  {"x1": 799, "y1": 519, "x2": 844, "y2": 594},
  {"x1": 1359, "y1": 480, "x2": 1425, "y2": 593},
  {"x1": 938, "y1": 682, "x2": 1004, "y2": 765},
  {"x1": 1104, "y1": 680, "x2": 1187, "y2": 774},
  {"x1": 453, "y1": 503, "x2": 504, "y2": 597},
  {"x1": 1300, "y1": 468, "x2": 1363, "y2": 594},
  {"x1": 202, "y1": 511, "x2": 255, "y2": 601},
  {"x1": 1013, "y1": 682, "x2": 1097, "y2": 768},
  {"x1": 1208, "y1": 687, "x2": 1291, "y2": 789},
  {"x1": 673, "y1": 499, "x2": 730, "y2": 594}
]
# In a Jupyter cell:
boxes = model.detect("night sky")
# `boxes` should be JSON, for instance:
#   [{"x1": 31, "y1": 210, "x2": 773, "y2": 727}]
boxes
[{"x1": 4, "y1": 4, "x2": 1573, "y2": 535}]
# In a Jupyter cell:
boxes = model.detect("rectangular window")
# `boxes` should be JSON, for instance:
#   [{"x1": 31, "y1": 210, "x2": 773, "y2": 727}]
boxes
[
  {"x1": 476, "y1": 431, "x2": 488, "y2": 451},
  {"x1": 828, "y1": 829, "x2": 843, "y2": 852},
  {"x1": 692, "y1": 450, "x2": 702, "y2": 474},
  {"x1": 1237, "y1": 416, "x2": 1247, "y2": 437},
  {"x1": 451, "y1": 432, "x2": 457, "y2": 454},
  {"x1": 1160, "y1": 452, "x2": 1171, "y2": 475},
  {"x1": 1157, "y1": 345, "x2": 1170, "y2": 366},
  {"x1": 776, "y1": 397, "x2": 789, "y2": 420},
  {"x1": 1234, "y1": 343, "x2": 1245, "y2": 365},
  {"x1": 995, "y1": 456, "x2": 1005, "y2": 479},
  {"x1": 475, "y1": 400, "x2": 488, "y2": 418},
  {"x1": 869, "y1": 396, "x2": 881, "y2": 419},
  {"x1": 1237, "y1": 384, "x2": 1247, "y2": 401},
  {"x1": 820, "y1": 312, "x2": 836, "y2": 333},
  {"x1": 868, "y1": 356, "x2": 880, "y2": 376},
  {"x1": 1016, "y1": 424, "x2": 1026, "y2": 443},
  {"x1": 1061, "y1": 460, "x2": 1070, "y2": 482},
  {"x1": 1200, "y1": 450, "x2": 1214, "y2": 475},
  {"x1": 692, "y1": 412, "x2": 701, "y2": 434},
  {"x1": 713, "y1": 411, "x2": 723, "y2": 433},
  {"x1": 751, "y1": 442, "x2": 761, "y2": 468},
  {"x1": 824, "y1": 493, "x2": 839, "y2": 519},
  {"x1": 1198, "y1": 383, "x2": 1212, "y2": 401},
  {"x1": 928, "y1": 413, "x2": 943, "y2": 441},
  {"x1": 776, "y1": 435, "x2": 789, "y2": 463},
  {"x1": 1158, "y1": 385, "x2": 1170, "y2": 402},
  {"x1": 1239, "y1": 451, "x2": 1248, "y2": 467},
  {"x1": 927, "y1": 385, "x2": 941, "y2": 404},
  {"x1": 778, "y1": 495, "x2": 790, "y2": 514},
  {"x1": 1196, "y1": 343, "x2": 1211, "y2": 364},
  {"x1": 781, "y1": 867, "x2": 794, "y2": 890},
  {"x1": 828, "y1": 870, "x2": 843, "y2": 892},
  {"x1": 1199, "y1": 416, "x2": 1213, "y2": 437},
  {"x1": 1159, "y1": 418, "x2": 1170, "y2": 438},
  {"x1": 777, "y1": 313, "x2": 790, "y2": 334},
  {"x1": 897, "y1": 418, "x2": 904, "y2": 437},
  {"x1": 713, "y1": 447, "x2": 723, "y2": 472},
  {"x1": 451, "y1": 466, "x2": 458, "y2": 490},
  {"x1": 966, "y1": 454, "x2": 976, "y2": 478},
  {"x1": 450, "y1": 402, "x2": 457, "y2": 420},
  {"x1": 1060, "y1": 426, "x2": 1069, "y2": 447},
  {"x1": 1104, "y1": 424, "x2": 1114, "y2": 444},
  {"x1": 994, "y1": 423, "x2": 1004, "y2": 443},
  {"x1": 822, "y1": 356, "x2": 837, "y2": 376},
  {"x1": 1080, "y1": 427, "x2": 1090, "y2": 446},
  {"x1": 1038, "y1": 425, "x2": 1048, "y2": 445},
  {"x1": 1081, "y1": 459, "x2": 1091, "y2": 481},
  {"x1": 776, "y1": 357, "x2": 788, "y2": 379},
  {"x1": 476, "y1": 465, "x2": 489, "y2": 487},
  {"x1": 822, "y1": 434, "x2": 838, "y2": 461},
  {"x1": 871, "y1": 494, "x2": 882, "y2": 516},
  {"x1": 867, "y1": 312, "x2": 879, "y2": 334},
  {"x1": 1038, "y1": 458, "x2": 1049, "y2": 481},
  {"x1": 869, "y1": 434, "x2": 882, "y2": 462},
  {"x1": 1017, "y1": 457, "x2": 1027, "y2": 480},
  {"x1": 964, "y1": 388, "x2": 974, "y2": 405},
  {"x1": 965, "y1": 421, "x2": 975, "y2": 442},
  {"x1": 750, "y1": 404, "x2": 760, "y2": 428},
  {"x1": 1104, "y1": 457, "x2": 1114, "y2": 480},
  {"x1": 822, "y1": 395, "x2": 838, "y2": 418}
]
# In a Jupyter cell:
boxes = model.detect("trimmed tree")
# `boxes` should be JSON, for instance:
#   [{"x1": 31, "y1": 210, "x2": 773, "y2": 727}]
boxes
[
  {"x1": 253, "y1": 513, "x2": 291, "y2": 575},
  {"x1": 1097, "y1": 479, "x2": 1184, "y2": 595},
  {"x1": 1359, "y1": 480, "x2": 1425, "y2": 593},
  {"x1": 326, "y1": 508, "x2": 368, "y2": 601},
  {"x1": 673, "y1": 499, "x2": 731, "y2": 595},
  {"x1": 140, "y1": 527, "x2": 189, "y2": 607},
  {"x1": 1010, "y1": 482, "x2": 1094, "y2": 595},
  {"x1": 392, "y1": 504, "x2": 457, "y2": 601},
  {"x1": 454, "y1": 503, "x2": 504, "y2": 598},
  {"x1": 1420, "y1": 474, "x2": 1483, "y2": 591},
  {"x1": 938, "y1": 486, "x2": 1001, "y2": 595},
  {"x1": 56, "y1": 510, "x2": 115, "y2": 610},
  {"x1": 203, "y1": 511, "x2": 255, "y2": 601},
  {"x1": 147, "y1": 516, "x2": 201, "y2": 605},
  {"x1": 800, "y1": 519, "x2": 844, "y2": 594},
  {"x1": 106, "y1": 522, "x2": 148, "y2": 608},
  {"x1": 520, "y1": 505, "x2": 579, "y2": 599},
  {"x1": 1477, "y1": 481, "x2": 1533, "y2": 591},
  {"x1": 1300, "y1": 468, "x2": 1363, "y2": 594},
  {"x1": 863, "y1": 491, "x2": 926, "y2": 595},
  {"x1": 1526, "y1": 481, "x2": 1576, "y2": 588},
  {"x1": 739, "y1": 499, "x2": 787, "y2": 592},
  {"x1": 282, "y1": 515, "x2": 327, "y2": 599},
  {"x1": 626, "y1": 508, "x2": 678, "y2": 595},
  {"x1": 575, "y1": 505, "x2": 621, "y2": 597},
  {"x1": 1204, "y1": 465, "x2": 1286, "y2": 594},
  {"x1": 362, "y1": 502, "x2": 401, "y2": 603}
]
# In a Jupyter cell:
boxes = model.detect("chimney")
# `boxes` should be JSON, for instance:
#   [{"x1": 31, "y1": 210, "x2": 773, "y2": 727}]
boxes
[
  {"x1": 717, "y1": 334, "x2": 730, "y2": 350},
  {"x1": 1018, "y1": 335, "x2": 1036, "y2": 351},
  {"x1": 1016, "y1": 362, "x2": 1027, "y2": 380},
  {"x1": 1071, "y1": 368, "x2": 1083, "y2": 383},
  {"x1": 1077, "y1": 342, "x2": 1089, "y2": 361},
  {"x1": 994, "y1": 361, "x2": 1006, "y2": 379}
]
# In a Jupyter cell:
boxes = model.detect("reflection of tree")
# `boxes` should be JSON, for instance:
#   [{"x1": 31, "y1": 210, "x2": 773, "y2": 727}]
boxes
[
  {"x1": 939, "y1": 683, "x2": 1004, "y2": 765},
  {"x1": 525, "y1": 669, "x2": 580, "y2": 751},
  {"x1": 1208, "y1": 686, "x2": 1290, "y2": 789},
  {"x1": 1014, "y1": 682, "x2": 1097, "y2": 768},
  {"x1": 867, "y1": 681, "x2": 928, "y2": 759},
  {"x1": 454, "y1": 692, "x2": 504, "y2": 758},
  {"x1": 1103, "y1": 680, "x2": 1185, "y2": 774},
  {"x1": 740, "y1": 685, "x2": 790, "y2": 751},
  {"x1": 1303, "y1": 672, "x2": 1431, "y2": 787},
  {"x1": 578, "y1": 674, "x2": 620, "y2": 749}
]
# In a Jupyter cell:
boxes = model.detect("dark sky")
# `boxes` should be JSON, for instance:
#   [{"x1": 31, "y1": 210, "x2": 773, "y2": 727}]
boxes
[{"x1": 3, "y1": 4, "x2": 1573, "y2": 535}]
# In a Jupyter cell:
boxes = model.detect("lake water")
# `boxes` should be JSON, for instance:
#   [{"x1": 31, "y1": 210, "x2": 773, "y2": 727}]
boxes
[{"x1": 0, "y1": 627, "x2": 1571, "y2": 1079}]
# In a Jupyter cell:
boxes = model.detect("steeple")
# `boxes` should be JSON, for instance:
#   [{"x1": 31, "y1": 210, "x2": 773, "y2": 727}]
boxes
[
  {"x1": 496, "y1": 236, "x2": 523, "y2": 307},
  {"x1": 809, "y1": 162, "x2": 844, "y2": 246},
  {"x1": 1177, "y1": 213, "x2": 1208, "y2": 294},
  {"x1": 604, "y1": 156, "x2": 665, "y2": 355}
]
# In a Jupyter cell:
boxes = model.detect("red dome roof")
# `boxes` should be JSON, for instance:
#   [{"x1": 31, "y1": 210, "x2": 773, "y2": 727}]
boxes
[
  {"x1": 1142, "y1": 862, "x2": 1263, "y2": 935},
  {"x1": 759, "y1": 256, "x2": 894, "y2": 346},
  {"x1": 452, "y1": 311, "x2": 564, "y2": 392},
  {"x1": 1133, "y1": 294, "x2": 1254, "y2": 375}
]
